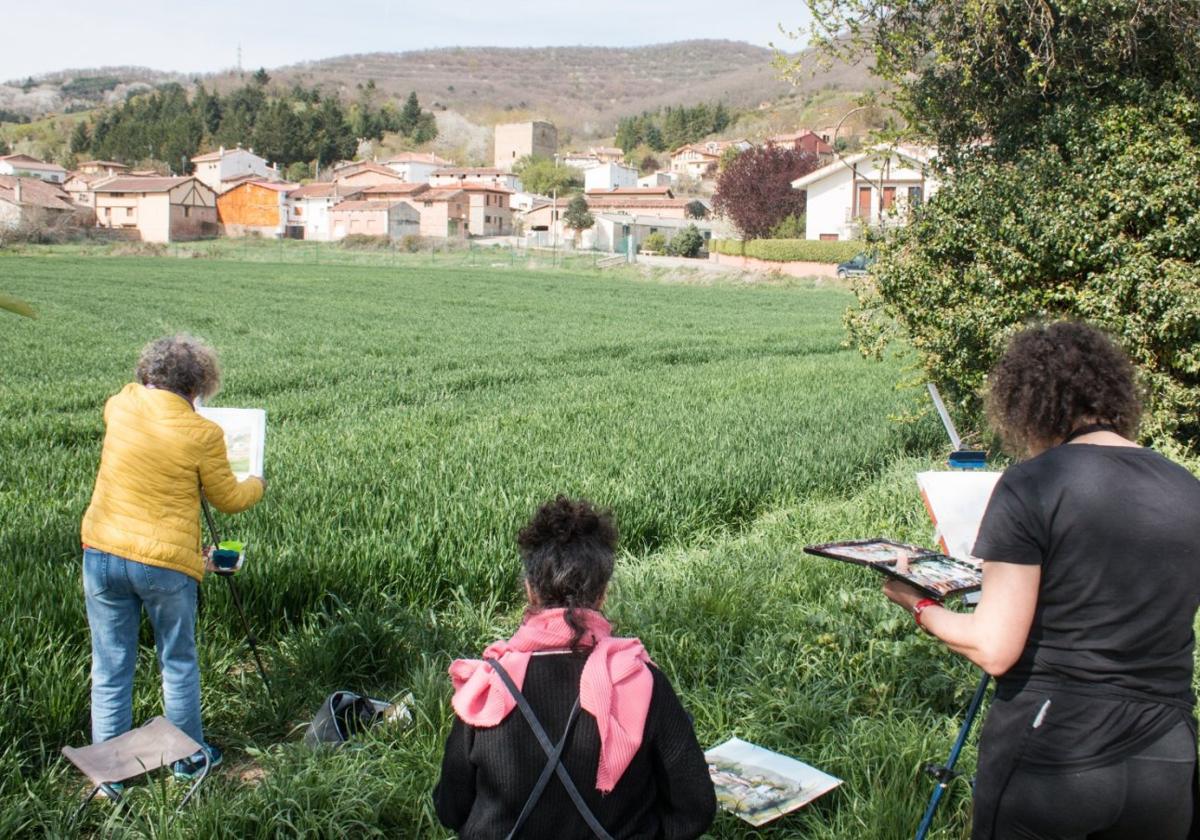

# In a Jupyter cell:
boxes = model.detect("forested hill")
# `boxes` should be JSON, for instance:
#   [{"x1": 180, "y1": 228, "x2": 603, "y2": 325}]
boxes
[{"x1": 1, "y1": 40, "x2": 874, "y2": 136}]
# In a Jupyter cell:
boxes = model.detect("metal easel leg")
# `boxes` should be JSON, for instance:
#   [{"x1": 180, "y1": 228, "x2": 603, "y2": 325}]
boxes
[{"x1": 915, "y1": 671, "x2": 991, "y2": 840}]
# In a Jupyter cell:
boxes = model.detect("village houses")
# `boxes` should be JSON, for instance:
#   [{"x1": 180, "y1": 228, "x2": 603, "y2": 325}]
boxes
[
  {"x1": 0, "y1": 175, "x2": 76, "y2": 230},
  {"x1": 92, "y1": 176, "x2": 218, "y2": 243},
  {"x1": 216, "y1": 180, "x2": 296, "y2": 238},
  {"x1": 790, "y1": 145, "x2": 938, "y2": 241},
  {"x1": 190, "y1": 146, "x2": 281, "y2": 193},
  {"x1": 383, "y1": 152, "x2": 452, "y2": 183},
  {"x1": 668, "y1": 139, "x2": 752, "y2": 179},
  {"x1": 583, "y1": 162, "x2": 638, "y2": 193},
  {"x1": 0, "y1": 153, "x2": 67, "y2": 183},
  {"x1": 429, "y1": 167, "x2": 521, "y2": 191},
  {"x1": 329, "y1": 199, "x2": 420, "y2": 240}
]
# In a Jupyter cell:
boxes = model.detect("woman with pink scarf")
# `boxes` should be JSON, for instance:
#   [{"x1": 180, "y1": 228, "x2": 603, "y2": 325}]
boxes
[{"x1": 434, "y1": 496, "x2": 716, "y2": 839}]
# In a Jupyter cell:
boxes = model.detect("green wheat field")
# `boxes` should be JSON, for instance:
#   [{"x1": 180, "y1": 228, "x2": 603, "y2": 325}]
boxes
[{"x1": 0, "y1": 251, "x2": 982, "y2": 838}]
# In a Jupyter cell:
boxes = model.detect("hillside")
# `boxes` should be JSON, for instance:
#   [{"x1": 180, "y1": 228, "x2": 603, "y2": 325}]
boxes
[{"x1": 2, "y1": 40, "x2": 876, "y2": 145}]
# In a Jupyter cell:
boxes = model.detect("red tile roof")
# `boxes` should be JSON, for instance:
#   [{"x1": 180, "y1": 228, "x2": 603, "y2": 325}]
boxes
[
  {"x1": 93, "y1": 176, "x2": 195, "y2": 193},
  {"x1": 332, "y1": 162, "x2": 405, "y2": 181},
  {"x1": 432, "y1": 167, "x2": 506, "y2": 177},
  {"x1": 456, "y1": 182, "x2": 513, "y2": 194},
  {"x1": 360, "y1": 182, "x2": 430, "y2": 196},
  {"x1": 0, "y1": 175, "x2": 75, "y2": 211},
  {"x1": 330, "y1": 199, "x2": 411, "y2": 212},
  {"x1": 222, "y1": 179, "x2": 296, "y2": 194},
  {"x1": 586, "y1": 186, "x2": 674, "y2": 197},
  {"x1": 416, "y1": 188, "x2": 466, "y2": 203},
  {"x1": 584, "y1": 197, "x2": 692, "y2": 209},
  {"x1": 0, "y1": 154, "x2": 67, "y2": 173}
]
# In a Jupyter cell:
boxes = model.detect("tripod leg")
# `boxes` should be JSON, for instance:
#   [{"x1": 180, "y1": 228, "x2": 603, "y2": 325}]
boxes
[
  {"x1": 223, "y1": 575, "x2": 275, "y2": 705},
  {"x1": 915, "y1": 671, "x2": 991, "y2": 840}
]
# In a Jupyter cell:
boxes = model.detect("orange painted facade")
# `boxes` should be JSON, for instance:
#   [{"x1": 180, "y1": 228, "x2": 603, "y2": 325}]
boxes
[{"x1": 216, "y1": 181, "x2": 291, "y2": 236}]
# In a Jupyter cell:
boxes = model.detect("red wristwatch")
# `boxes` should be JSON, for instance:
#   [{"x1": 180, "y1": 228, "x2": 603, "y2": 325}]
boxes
[{"x1": 913, "y1": 598, "x2": 940, "y2": 630}]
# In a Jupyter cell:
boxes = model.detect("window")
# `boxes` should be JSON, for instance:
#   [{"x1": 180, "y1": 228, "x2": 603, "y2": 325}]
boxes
[
  {"x1": 908, "y1": 186, "x2": 923, "y2": 207},
  {"x1": 184, "y1": 206, "x2": 191, "y2": 218}
]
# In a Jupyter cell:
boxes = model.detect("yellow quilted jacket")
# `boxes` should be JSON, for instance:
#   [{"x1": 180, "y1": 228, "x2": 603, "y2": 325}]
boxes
[{"x1": 81, "y1": 383, "x2": 264, "y2": 581}]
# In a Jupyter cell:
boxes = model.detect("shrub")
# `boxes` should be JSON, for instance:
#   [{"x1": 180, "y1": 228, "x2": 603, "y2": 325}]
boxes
[
  {"x1": 399, "y1": 234, "x2": 423, "y2": 253},
  {"x1": 769, "y1": 214, "x2": 806, "y2": 239},
  {"x1": 710, "y1": 238, "x2": 862, "y2": 264},
  {"x1": 846, "y1": 91, "x2": 1200, "y2": 453},
  {"x1": 339, "y1": 234, "x2": 392, "y2": 251},
  {"x1": 665, "y1": 224, "x2": 705, "y2": 258},
  {"x1": 642, "y1": 232, "x2": 667, "y2": 253}
]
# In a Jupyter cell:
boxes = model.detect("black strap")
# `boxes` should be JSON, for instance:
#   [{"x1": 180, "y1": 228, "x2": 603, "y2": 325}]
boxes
[
  {"x1": 485, "y1": 658, "x2": 613, "y2": 840},
  {"x1": 508, "y1": 696, "x2": 582, "y2": 839},
  {"x1": 1063, "y1": 422, "x2": 1119, "y2": 443}
]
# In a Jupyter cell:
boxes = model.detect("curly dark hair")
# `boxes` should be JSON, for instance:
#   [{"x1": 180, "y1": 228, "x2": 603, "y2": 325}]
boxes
[
  {"x1": 518, "y1": 496, "x2": 618, "y2": 650},
  {"x1": 986, "y1": 321, "x2": 1142, "y2": 455},
  {"x1": 135, "y1": 334, "x2": 221, "y2": 400}
]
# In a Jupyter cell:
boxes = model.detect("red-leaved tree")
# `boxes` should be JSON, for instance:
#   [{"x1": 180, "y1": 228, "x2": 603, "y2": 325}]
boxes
[{"x1": 712, "y1": 146, "x2": 820, "y2": 239}]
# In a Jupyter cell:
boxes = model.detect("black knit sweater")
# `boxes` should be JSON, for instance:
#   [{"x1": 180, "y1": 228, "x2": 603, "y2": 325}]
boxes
[{"x1": 433, "y1": 652, "x2": 716, "y2": 839}]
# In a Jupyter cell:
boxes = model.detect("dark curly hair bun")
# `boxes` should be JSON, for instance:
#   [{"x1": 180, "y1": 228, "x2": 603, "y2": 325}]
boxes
[
  {"x1": 987, "y1": 321, "x2": 1142, "y2": 455},
  {"x1": 518, "y1": 496, "x2": 618, "y2": 647}
]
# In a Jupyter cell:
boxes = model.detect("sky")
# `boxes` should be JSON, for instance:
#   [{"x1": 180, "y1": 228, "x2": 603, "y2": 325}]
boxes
[{"x1": 2, "y1": 1, "x2": 813, "y2": 82}]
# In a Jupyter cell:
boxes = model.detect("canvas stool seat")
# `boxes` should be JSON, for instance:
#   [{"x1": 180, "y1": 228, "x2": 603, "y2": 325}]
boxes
[{"x1": 62, "y1": 716, "x2": 210, "y2": 813}]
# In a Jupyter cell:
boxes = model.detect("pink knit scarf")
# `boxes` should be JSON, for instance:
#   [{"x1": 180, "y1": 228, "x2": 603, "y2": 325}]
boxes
[{"x1": 449, "y1": 608, "x2": 654, "y2": 793}]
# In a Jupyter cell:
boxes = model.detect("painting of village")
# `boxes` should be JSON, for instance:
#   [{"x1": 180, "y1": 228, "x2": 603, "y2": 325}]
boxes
[{"x1": 706, "y1": 737, "x2": 842, "y2": 827}]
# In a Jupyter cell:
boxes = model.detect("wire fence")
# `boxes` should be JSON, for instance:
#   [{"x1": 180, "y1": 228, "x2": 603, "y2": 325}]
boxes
[{"x1": 151, "y1": 238, "x2": 615, "y2": 273}]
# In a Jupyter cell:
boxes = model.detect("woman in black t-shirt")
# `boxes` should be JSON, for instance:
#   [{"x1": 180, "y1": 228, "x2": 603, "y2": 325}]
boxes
[{"x1": 884, "y1": 322, "x2": 1200, "y2": 840}]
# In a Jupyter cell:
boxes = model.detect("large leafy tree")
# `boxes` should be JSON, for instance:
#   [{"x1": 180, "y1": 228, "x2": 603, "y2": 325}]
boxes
[
  {"x1": 513, "y1": 156, "x2": 582, "y2": 196},
  {"x1": 711, "y1": 146, "x2": 818, "y2": 239},
  {"x1": 800, "y1": 1, "x2": 1200, "y2": 452},
  {"x1": 800, "y1": 1, "x2": 1200, "y2": 161}
]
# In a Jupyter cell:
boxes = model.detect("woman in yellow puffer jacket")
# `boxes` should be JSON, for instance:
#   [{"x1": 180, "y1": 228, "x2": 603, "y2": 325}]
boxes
[{"x1": 81, "y1": 334, "x2": 265, "y2": 783}]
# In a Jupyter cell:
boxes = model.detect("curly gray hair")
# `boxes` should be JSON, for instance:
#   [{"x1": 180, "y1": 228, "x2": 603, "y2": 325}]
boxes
[{"x1": 135, "y1": 334, "x2": 222, "y2": 400}]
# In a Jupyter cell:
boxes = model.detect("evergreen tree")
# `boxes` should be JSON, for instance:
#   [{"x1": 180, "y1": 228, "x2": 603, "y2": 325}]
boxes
[
  {"x1": 69, "y1": 121, "x2": 91, "y2": 155},
  {"x1": 252, "y1": 67, "x2": 271, "y2": 87},
  {"x1": 399, "y1": 92, "x2": 422, "y2": 136}
]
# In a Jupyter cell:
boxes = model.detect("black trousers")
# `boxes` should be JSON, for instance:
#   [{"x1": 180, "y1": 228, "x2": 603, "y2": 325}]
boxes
[{"x1": 987, "y1": 717, "x2": 1195, "y2": 840}]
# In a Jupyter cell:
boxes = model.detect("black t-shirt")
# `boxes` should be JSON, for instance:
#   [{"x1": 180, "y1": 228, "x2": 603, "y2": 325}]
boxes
[{"x1": 973, "y1": 443, "x2": 1200, "y2": 769}]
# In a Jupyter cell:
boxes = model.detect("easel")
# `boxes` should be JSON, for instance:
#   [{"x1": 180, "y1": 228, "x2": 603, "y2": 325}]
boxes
[{"x1": 914, "y1": 384, "x2": 991, "y2": 840}]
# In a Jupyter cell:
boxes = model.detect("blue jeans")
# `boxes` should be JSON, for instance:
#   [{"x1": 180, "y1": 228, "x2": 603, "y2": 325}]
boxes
[{"x1": 83, "y1": 548, "x2": 204, "y2": 746}]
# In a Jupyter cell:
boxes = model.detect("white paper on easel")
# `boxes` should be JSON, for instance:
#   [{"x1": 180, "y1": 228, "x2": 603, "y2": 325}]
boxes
[
  {"x1": 197, "y1": 407, "x2": 266, "y2": 480},
  {"x1": 916, "y1": 471, "x2": 1002, "y2": 567}
]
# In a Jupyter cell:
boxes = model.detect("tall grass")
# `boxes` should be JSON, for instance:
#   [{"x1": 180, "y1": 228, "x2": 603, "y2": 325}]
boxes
[{"x1": 0, "y1": 255, "x2": 982, "y2": 838}]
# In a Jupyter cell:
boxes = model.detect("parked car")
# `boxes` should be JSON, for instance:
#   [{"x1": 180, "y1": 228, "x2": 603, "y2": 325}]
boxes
[{"x1": 836, "y1": 253, "x2": 874, "y2": 279}]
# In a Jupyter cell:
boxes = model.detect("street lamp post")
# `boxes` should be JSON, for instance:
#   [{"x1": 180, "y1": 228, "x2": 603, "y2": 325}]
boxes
[{"x1": 830, "y1": 105, "x2": 886, "y2": 232}]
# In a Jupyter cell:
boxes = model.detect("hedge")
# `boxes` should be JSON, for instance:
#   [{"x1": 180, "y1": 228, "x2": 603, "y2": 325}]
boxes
[{"x1": 710, "y1": 238, "x2": 863, "y2": 264}]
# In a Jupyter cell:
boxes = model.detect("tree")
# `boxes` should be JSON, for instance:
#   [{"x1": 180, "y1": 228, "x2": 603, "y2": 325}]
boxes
[
  {"x1": 638, "y1": 154, "x2": 660, "y2": 174},
  {"x1": 684, "y1": 200, "x2": 708, "y2": 220},
  {"x1": 799, "y1": 1, "x2": 1200, "y2": 453},
  {"x1": 798, "y1": 1, "x2": 1200, "y2": 161},
  {"x1": 252, "y1": 99, "x2": 303, "y2": 165},
  {"x1": 711, "y1": 145, "x2": 818, "y2": 239},
  {"x1": 514, "y1": 156, "x2": 582, "y2": 196},
  {"x1": 252, "y1": 67, "x2": 271, "y2": 87},
  {"x1": 69, "y1": 121, "x2": 91, "y2": 155},
  {"x1": 0, "y1": 137, "x2": 9, "y2": 155},
  {"x1": 399, "y1": 92, "x2": 422, "y2": 136},
  {"x1": 717, "y1": 145, "x2": 742, "y2": 172},
  {"x1": 666, "y1": 224, "x2": 705, "y2": 258},
  {"x1": 562, "y1": 194, "x2": 594, "y2": 242}
]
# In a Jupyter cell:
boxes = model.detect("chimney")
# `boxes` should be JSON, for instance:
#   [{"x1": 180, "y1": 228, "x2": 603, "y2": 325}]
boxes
[
  {"x1": 219, "y1": 145, "x2": 225, "y2": 156},
  {"x1": 13, "y1": 178, "x2": 22, "y2": 205}
]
